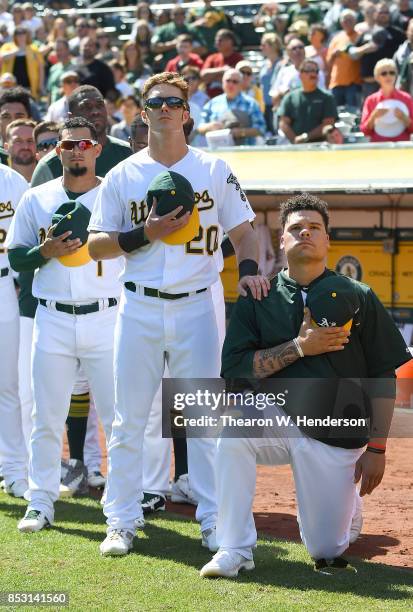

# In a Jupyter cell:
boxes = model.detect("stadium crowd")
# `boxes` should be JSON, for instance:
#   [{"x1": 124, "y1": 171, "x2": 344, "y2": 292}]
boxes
[{"x1": 0, "y1": 0, "x2": 412, "y2": 155}]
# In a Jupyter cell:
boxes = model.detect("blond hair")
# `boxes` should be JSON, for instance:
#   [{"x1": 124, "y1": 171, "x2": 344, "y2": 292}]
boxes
[
  {"x1": 142, "y1": 72, "x2": 189, "y2": 102},
  {"x1": 374, "y1": 58, "x2": 397, "y2": 78}
]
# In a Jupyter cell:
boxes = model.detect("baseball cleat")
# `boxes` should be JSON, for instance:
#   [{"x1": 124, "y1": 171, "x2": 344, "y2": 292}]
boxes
[
  {"x1": 135, "y1": 515, "x2": 145, "y2": 530},
  {"x1": 201, "y1": 526, "x2": 219, "y2": 552},
  {"x1": 200, "y1": 550, "x2": 255, "y2": 578},
  {"x1": 314, "y1": 556, "x2": 357, "y2": 575},
  {"x1": 5, "y1": 479, "x2": 28, "y2": 498},
  {"x1": 60, "y1": 459, "x2": 70, "y2": 482},
  {"x1": 18, "y1": 509, "x2": 51, "y2": 533},
  {"x1": 141, "y1": 493, "x2": 166, "y2": 514},
  {"x1": 100, "y1": 529, "x2": 134, "y2": 556},
  {"x1": 59, "y1": 459, "x2": 88, "y2": 498},
  {"x1": 88, "y1": 471, "x2": 106, "y2": 489},
  {"x1": 349, "y1": 493, "x2": 363, "y2": 544},
  {"x1": 169, "y1": 474, "x2": 197, "y2": 506}
]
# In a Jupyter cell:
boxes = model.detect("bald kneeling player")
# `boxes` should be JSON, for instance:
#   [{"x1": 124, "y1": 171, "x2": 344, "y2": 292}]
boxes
[
  {"x1": 201, "y1": 193, "x2": 411, "y2": 578},
  {"x1": 6, "y1": 117, "x2": 123, "y2": 532}
]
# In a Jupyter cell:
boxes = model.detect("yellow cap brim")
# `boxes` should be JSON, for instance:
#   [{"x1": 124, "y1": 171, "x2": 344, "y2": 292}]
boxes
[
  {"x1": 162, "y1": 206, "x2": 200, "y2": 246},
  {"x1": 58, "y1": 243, "x2": 91, "y2": 267}
]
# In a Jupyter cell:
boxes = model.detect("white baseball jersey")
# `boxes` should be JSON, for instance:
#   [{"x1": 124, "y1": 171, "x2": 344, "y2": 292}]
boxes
[
  {"x1": 6, "y1": 178, "x2": 122, "y2": 302},
  {"x1": 0, "y1": 165, "x2": 28, "y2": 270},
  {"x1": 89, "y1": 146, "x2": 255, "y2": 293}
]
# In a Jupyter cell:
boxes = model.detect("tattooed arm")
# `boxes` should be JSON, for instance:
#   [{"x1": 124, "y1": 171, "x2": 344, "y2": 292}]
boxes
[{"x1": 253, "y1": 341, "x2": 301, "y2": 378}]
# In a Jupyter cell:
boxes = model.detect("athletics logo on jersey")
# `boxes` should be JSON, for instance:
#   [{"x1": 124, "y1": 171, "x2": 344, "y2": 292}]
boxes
[
  {"x1": 226, "y1": 173, "x2": 247, "y2": 202},
  {"x1": 0, "y1": 200, "x2": 14, "y2": 220}
]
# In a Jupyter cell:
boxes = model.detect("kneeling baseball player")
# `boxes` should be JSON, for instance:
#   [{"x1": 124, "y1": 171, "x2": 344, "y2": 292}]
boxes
[
  {"x1": 6, "y1": 117, "x2": 123, "y2": 532},
  {"x1": 200, "y1": 193, "x2": 410, "y2": 577}
]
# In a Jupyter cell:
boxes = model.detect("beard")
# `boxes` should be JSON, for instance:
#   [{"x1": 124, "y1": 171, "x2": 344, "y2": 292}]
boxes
[
  {"x1": 13, "y1": 153, "x2": 35, "y2": 166},
  {"x1": 68, "y1": 165, "x2": 87, "y2": 177}
]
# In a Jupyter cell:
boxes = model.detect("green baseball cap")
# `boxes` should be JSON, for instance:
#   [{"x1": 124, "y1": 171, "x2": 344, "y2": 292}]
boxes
[
  {"x1": 306, "y1": 274, "x2": 361, "y2": 331},
  {"x1": 51, "y1": 201, "x2": 91, "y2": 267},
  {"x1": 146, "y1": 171, "x2": 199, "y2": 245}
]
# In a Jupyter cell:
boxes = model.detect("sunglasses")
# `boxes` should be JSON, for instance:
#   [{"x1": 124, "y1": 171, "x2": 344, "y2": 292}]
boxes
[
  {"x1": 379, "y1": 70, "x2": 396, "y2": 76},
  {"x1": 225, "y1": 78, "x2": 241, "y2": 84},
  {"x1": 290, "y1": 45, "x2": 305, "y2": 51},
  {"x1": 241, "y1": 70, "x2": 253, "y2": 76},
  {"x1": 301, "y1": 68, "x2": 319, "y2": 73},
  {"x1": 58, "y1": 139, "x2": 98, "y2": 151},
  {"x1": 36, "y1": 138, "x2": 58, "y2": 152},
  {"x1": 144, "y1": 96, "x2": 187, "y2": 109}
]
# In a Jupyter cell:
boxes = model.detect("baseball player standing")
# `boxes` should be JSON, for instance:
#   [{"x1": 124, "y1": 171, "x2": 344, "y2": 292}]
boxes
[
  {"x1": 200, "y1": 193, "x2": 410, "y2": 577},
  {"x1": 0, "y1": 164, "x2": 29, "y2": 497},
  {"x1": 6, "y1": 117, "x2": 123, "y2": 532},
  {"x1": 88, "y1": 72, "x2": 269, "y2": 556}
]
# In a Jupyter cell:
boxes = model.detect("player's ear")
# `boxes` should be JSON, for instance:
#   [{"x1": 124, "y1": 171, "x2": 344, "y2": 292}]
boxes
[
  {"x1": 94, "y1": 143, "x2": 102, "y2": 159},
  {"x1": 141, "y1": 108, "x2": 148, "y2": 124},
  {"x1": 3, "y1": 142, "x2": 8, "y2": 152},
  {"x1": 182, "y1": 108, "x2": 190, "y2": 123}
]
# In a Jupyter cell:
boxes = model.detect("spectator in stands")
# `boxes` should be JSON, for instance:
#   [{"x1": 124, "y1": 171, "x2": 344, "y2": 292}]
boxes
[
  {"x1": 324, "y1": 0, "x2": 361, "y2": 35},
  {"x1": 305, "y1": 24, "x2": 329, "y2": 80},
  {"x1": 96, "y1": 29, "x2": 119, "y2": 64},
  {"x1": 287, "y1": 0, "x2": 322, "y2": 29},
  {"x1": 327, "y1": 9, "x2": 361, "y2": 108},
  {"x1": 394, "y1": 18, "x2": 413, "y2": 72},
  {"x1": 201, "y1": 29, "x2": 243, "y2": 98},
  {"x1": 353, "y1": 2, "x2": 406, "y2": 100},
  {"x1": 0, "y1": 0, "x2": 13, "y2": 34},
  {"x1": 182, "y1": 65, "x2": 209, "y2": 108},
  {"x1": 270, "y1": 37, "x2": 325, "y2": 109},
  {"x1": 47, "y1": 16, "x2": 68, "y2": 45},
  {"x1": 45, "y1": 70, "x2": 79, "y2": 123},
  {"x1": 0, "y1": 26, "x2": 44, "y2": 99},
  {"x1": 76, "y1": 36, "x2": 116, "y2": 98},
  {"x1": 129, "y1": 2, "x2": 155, "y2": 41},
  {"x1": 361, "y1": 57, "x2": 413, "y2": 141},
  {"x1": 132, "y1": 21, "x2": 153, "y2": 64},
  {"x1": 355, "y1": 2, "x2": 376, "y2": 35},
  {"x1": 33, "y1": 120, "x2": 58, "y2": 161},
  {"x1": 110, "y1": 61, "x2": 134, "y2": 98},
  {"x1": 0, "y1": 72, "x2": 16, "y2": 92},
  {"x1": 278, "y1": 58, "x2": 337, "y2": 143},
  {"x1": 31, "y1": 85, "x2": 131, "y2": 186},
  {"x1": 0, "y1": 86, "x2": 31, "y2": 144},
  {"x1": 260, "y1": 32, "x2": 283, "y2": 135},
  {"x1": 236, "y1": 60, "x2": 265, "y2": 112},
  {"x1": 154, "y1": 9, "x2": 171, "y2": 29},
  {"x1": 254, "y1": 3, "x2": 287, "y2": 37},
  {"x1": 166, "y1": 34, "x2": 203, "y2": 73},
  {"x1": 391, "y1": 0, "x2": 413, "y2": 32},
  {"x1": 151, "y1": 5, "x2": 203, "y2": 71},
  {"x1": 399, "y1": 47, "x2": 413, "y2": 96},
  {"x1": 4, "y1": 118, "x2": 36, "y2": 181},
  {"x1": 22, "y1": 3, "x2": 42, "y2": 36},
  {"x1": 121, "y1": 40, "x2": 152, "y2": 95},
  {"x1": 11, "y1": 4, "x2": 24, "y2": 34},
  {"x1": 198, "y1": 68, "x2": 266, "y2": 145},
  {"x1": 129, "y1": 114, "x2": 148, "y2": 152},
  {"x1": 47, "y1": 38, "x2": 75, "y2": 104},
  {"x1": 322, "y1": 122, "x2": 345, "y2": 144},
  {"x1": 188, "y1": 0, "x2": 232, "y2": 54},
  {"x1": 69, "y1": 18, "x2": 90, "y2": 57},
  {"x1": 110, "y1": 94, "x2": 140, "y2": 141}
]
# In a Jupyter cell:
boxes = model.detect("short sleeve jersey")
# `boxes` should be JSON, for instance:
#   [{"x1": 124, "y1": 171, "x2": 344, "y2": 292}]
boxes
[
  {"x1": 89, "y1": 146, "x2": 255, "y2": 293},
  {"x1": 6, "y1": 178, "x2": 123, "y2": 302}
]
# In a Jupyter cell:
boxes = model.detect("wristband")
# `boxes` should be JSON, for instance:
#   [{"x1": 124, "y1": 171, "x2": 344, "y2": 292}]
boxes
[
  {"x1": 293, "y1": 337, "x2": 304, "y2": 358},
  {"x1": 366, "y1": 446, "x2": 386, "y2": 454},
  {"x1": 238, "y1": 258, "x2": 258, "y2": 279},
  {"x1": 118, "y1": 227, "x2": 150, "y2": 253}
]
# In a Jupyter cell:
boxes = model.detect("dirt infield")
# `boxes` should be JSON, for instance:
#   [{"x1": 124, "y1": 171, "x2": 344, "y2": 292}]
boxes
[{"x1": 91, "y1": 429, "x2": 412, "y2": 571}]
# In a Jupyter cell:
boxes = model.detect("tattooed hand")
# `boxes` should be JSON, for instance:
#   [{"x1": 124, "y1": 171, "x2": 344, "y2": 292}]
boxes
[{"x1": 298, "y1": 307, "x2": 350, "y2": 356}]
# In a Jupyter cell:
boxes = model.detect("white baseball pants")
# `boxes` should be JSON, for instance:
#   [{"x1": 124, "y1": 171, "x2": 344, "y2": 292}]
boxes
[
  {"x1": 104, "y1": 286, "x2": 220, "y2": 533},
  {"x1": 26, "y1": 304, "x2": 117, "y2": 522},
  {"x1": 0, "y1": 277, "x2": 27, "y2": 486},
  {"x1": 215, "y1": 406, "x2": 365, "y2": 560}
]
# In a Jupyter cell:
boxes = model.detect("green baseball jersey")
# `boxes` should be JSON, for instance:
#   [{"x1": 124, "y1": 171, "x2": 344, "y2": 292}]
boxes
[
  {"x1": 222, "y1": 269, "x2": 410, "y2": 448},
  {"x1": 19, "y1": 141, "x2": 131, "y2": 318},
  {"x1": 30, "y1": 135, "x2": 132, "y2": 187}
]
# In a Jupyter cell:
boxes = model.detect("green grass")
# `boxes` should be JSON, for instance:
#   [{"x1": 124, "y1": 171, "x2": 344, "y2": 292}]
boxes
[{"x1": 0, "y1": 494, "x2": 412, "y2": 612}]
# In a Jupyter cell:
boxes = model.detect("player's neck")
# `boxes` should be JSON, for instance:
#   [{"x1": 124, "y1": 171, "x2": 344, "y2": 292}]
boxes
[
  {"x1": 62, "y1": 170, "x2": 100, "y2": 193},
  {"x1": 11, "y1": 161, "x2": 36, "y2": 183},
  {"x1": 285, "y1": 261, "x2": 326, "y2": 287},
  {"x1": 148, "y1": 133, "x2": 188, "y2": 167}
]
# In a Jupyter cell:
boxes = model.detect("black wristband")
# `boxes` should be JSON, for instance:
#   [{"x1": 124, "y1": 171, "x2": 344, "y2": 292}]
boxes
[
  {"x1": 238, "y1": 258, "x2": 258, "y2": 279},
  {"x1": 221, "y1": 235, "x2": 235, "y2": 259},
  {"x1": 118, "y1": 227, "x2": 150, "y2": 253}
]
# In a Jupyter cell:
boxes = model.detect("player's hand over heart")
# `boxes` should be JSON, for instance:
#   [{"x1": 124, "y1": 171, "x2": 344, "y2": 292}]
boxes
[
  {"x1": 40, "y1": 225, "x2": 82, "y2": 259},
  {"x1": 354, "y1": 450, "x2": 385, "y2": 496},
  {"x1": 144, "y1": 197, "x2": 190, "y2": 242},
  {"x1": 238, "y1": 275, "x2": 270, "y2": 301},
  {"x1": 297, "y1": 307, "x2": 350, "y2": 355}
]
